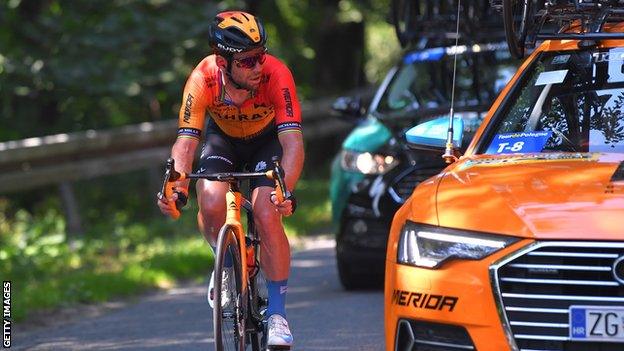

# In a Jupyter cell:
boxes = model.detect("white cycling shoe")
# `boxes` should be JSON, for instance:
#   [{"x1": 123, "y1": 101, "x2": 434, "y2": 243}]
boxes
[
  {"x1": 267, "y1": 314, "x2": 293, "y2": 349},
  {"x1": 207, "y1": 267, "x2": 232, "y2": 309}
]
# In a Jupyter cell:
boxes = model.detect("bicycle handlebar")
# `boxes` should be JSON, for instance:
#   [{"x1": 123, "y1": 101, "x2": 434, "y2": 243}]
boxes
[{"x1": 157, "y1": 157, "x2": 290, "y2": 219}]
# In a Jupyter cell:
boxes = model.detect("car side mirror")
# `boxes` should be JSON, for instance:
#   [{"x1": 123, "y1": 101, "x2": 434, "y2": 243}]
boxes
[
  {"x1": 405, "y1": 116, "x2": 464, "y2": 153},
  {"x1": 331, "y1": 96, "x2": 365, "y2": 120}
]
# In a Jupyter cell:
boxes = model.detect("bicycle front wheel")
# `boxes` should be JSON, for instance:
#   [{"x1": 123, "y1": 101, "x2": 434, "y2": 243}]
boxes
[{"x1": 213, "y1": 225, "x2": 246, "y2": 351}]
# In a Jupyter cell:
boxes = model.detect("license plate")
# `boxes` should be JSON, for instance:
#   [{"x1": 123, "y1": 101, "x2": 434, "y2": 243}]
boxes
[{"x1": 569, "y1": 306, "x2": 624, "y2": 342}]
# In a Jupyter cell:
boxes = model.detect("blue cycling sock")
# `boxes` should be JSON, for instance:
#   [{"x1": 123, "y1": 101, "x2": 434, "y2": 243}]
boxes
[
  {"x1": 211, "y1": 245, "x2": 232, "y2": 268},
  {"x1": 267, "y1": 279, "x2": 288, "y2": 318}
]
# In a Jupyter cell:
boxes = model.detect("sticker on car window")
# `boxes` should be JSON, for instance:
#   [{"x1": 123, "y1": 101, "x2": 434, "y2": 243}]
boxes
[
  {"x1": 535, "y1": 70, "x2": 568, "y2": 86},
  {"x1": 551, "y1": 54, "x2": 570, "y2": 65},
  {"x1": 485, "y1": 131, "x2": 552, "y2": 154}
]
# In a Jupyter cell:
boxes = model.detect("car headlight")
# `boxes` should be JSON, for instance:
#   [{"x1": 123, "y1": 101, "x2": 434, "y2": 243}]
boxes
[
  {"x1": 397, "y1": 221, "x2": 519, "y2": 269},
  {"x1": 340, "y1": 150, "x2": 399, "y2": 175}
]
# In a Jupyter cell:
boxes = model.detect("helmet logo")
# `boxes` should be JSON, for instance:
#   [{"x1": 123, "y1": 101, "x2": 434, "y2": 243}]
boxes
[{"x1": 217, "y1": 43, "x2": 243, "y2": 53}]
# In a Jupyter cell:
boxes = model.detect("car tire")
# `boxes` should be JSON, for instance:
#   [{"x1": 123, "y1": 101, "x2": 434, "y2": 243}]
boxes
[{"x1": 336, "y1": 253, "x2": 383, "y2": 291}]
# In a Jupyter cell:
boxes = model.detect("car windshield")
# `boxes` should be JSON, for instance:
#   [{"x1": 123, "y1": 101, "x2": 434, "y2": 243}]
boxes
[
  {"x1": 375, "y1": 43, "x2": 517, "y2": 119},
  {"x1": 480, "y1": 47, "x2": 624, "y2": 155}
]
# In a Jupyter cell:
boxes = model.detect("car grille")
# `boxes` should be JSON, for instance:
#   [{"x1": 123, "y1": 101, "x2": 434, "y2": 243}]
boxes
[
  {"x1": 389, "y1": 167, "x2": 441, "y2": 202},
  {"x1": 493, "y1": 242, "x2": 624, "y2": 351}
]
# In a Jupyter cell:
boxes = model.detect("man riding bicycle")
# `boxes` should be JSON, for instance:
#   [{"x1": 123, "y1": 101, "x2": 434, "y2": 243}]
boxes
[{"x1": 156, "y1": 10, "x2": 304, "y2": 349}]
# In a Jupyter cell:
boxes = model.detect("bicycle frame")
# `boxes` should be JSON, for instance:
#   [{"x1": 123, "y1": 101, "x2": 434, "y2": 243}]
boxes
[
  {"x1": 159, "y1": 157, "x2": 288, "y2": 350},
  {"x1": 221, "y1": 186, "x2": 251, "y2": 303}
]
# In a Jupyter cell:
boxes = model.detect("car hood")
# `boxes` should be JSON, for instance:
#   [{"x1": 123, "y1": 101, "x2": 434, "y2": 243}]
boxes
[
  {"x1": 433, "y1": 153, "x2": 624, "y2": 239},
  {"x1": 342, "y1": 117, "x2": 391, "y2": 152}
]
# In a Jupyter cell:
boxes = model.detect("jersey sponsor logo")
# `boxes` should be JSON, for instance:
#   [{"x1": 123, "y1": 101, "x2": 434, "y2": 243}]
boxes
[
  {"x1": 277, "y1": 122, "x2": 301, "y2": 129},
  {"x1": 183, "y1": 94, "x2": 194, "y2": 124},
  {"x1": 206, "y1": 155, "x2": 233, "y2": 165},
  {"x1": 391, "y1": 289, "x2": 458, "y2": 312},
  {"x1": 277, "y1": 122, "x2": 302, "y2": 134},
  {"x1": 212, "y1": 110, "x2": 271, "y2": 122},
  {"x1": 177, "y1": 127, "x2": 201, "y2": 138},
  {"x1": 281, "y1": 88, "x2": 294, "y2": 117}
]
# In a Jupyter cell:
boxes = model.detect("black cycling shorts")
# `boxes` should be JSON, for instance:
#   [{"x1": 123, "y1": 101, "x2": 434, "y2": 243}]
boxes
[{"x1": 196, "y1": 131, "x2": 283, "y2": 190}]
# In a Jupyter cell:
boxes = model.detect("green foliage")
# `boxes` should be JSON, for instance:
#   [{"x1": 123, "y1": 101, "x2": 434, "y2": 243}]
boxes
[
  {"x1": 364, "y1": 21, "x2": 401, "y2": 84},
  {"x1": 0, "y1": 0, "x2": 398, "y2": 141},
  {"x1": 0, "y1": 206, "x2": 211, "y2": 321},
  {"x1": 0, "y1": 0, "x2": 220, "y2": 140},
  {"x1": 283, "y1": 179, "x2": 331, "y2": 236}
]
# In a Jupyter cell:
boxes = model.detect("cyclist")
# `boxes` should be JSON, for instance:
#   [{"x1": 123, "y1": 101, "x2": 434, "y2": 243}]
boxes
[{"x1": 156, "y1": 10, "x2": 303, "y2": 349}]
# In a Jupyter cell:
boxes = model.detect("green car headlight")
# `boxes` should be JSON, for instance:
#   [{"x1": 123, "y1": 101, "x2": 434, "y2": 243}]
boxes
[
  {"x1": 397, "y1": 221, "x2": 519, "y2": 269},
  {"x1": 340, "y1": 150, "x2": 398, "y2": 175}
]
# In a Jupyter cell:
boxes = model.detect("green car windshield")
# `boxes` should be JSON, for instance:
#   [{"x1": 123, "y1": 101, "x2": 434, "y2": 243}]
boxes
[
  {"x1": 480, "y1": 48, "x2": 624, "y2": 155},
  {"x1": 375, "y1": 43, "x2": 517, "y2": 118}
]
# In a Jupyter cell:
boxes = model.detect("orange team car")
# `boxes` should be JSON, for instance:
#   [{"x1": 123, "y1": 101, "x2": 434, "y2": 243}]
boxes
[{"x1": 384, "y1": 3, "x2": 624, "y2": 351}]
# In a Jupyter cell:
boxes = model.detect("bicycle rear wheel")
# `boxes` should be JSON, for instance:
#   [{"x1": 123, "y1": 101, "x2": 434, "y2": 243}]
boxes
[{"x1": 214, "y1": 225, "x2": 246, "y2": 351}]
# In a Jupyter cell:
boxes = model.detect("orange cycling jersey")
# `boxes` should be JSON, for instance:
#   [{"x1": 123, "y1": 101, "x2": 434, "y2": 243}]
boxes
[{"x1": 177, "y1": 54, "x2": 302, "y2": 141}]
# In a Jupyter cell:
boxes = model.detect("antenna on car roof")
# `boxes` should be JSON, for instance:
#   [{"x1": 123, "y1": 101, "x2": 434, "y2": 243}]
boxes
[{"x1": 442, "y1": 0, "x2": 462, "y2": 164}]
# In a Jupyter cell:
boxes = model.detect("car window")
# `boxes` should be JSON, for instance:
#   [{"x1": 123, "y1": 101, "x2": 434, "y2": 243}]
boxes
[
  {"x1": 481, "y1": 48, "x2": 624, "y2": 154},
  {"x1": 376, "y1": 45, "x2": 517, "y2": 117}
]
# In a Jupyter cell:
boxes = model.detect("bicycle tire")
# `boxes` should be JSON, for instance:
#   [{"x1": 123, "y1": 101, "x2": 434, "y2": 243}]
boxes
[
  {"x1": 392, "y1": 0, "x2": 420, "y2": 48},
  {"x1": 246, "y1": 263, "x2": 263, "y2": 351},
  {"x1": 503, "y1": 0, "x2": 532, "y2": 58},
  {"x1": 213, "y1": 225, "x2": 246, "y2": 351}
]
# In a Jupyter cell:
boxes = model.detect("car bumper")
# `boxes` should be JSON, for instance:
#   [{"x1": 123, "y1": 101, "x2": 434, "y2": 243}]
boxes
[
  {"x1": 384, "y1": 251, "x2": 515, "y2": 351},
  {"x1": 385, "y1": 239, "x2": 624, "y2": 351}
]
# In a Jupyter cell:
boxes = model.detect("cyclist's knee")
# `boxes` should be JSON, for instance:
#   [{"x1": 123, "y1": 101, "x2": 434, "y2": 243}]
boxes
[
  {"x1": 253, "y1": 204, "x2": 281, "y2": 231},
  {"x1": 197, "y1": 181, "x2": 227, "y2": 216}
]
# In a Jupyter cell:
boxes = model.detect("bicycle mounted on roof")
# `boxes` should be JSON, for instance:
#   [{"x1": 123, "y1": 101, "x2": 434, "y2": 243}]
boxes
[
  {"x1": 392, "y1": 0, "x2": 506, "y2": 48},
  {"x1": 392, "y1": 0, "x2": 624, "y2": 57},
  {"x1": 496, "y1": 0, "x2": 624, "y2": 58}
]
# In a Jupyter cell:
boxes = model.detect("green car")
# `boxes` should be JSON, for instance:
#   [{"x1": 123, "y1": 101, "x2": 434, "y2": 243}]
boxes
[{"x1": 330, "y1": 41, "x2": 518, "y2": 289}]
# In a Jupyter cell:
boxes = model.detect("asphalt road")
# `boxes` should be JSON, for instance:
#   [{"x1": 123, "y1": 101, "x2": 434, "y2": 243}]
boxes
[{"x1": 15, "y1": 238, "x2": 385, "y2": 350}]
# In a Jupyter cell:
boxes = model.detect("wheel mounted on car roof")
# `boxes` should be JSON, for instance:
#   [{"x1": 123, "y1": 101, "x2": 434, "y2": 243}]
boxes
[
  {"x1": 499, "y1": 0, "x2": 624, "y2": 58},
  {"x1": 502, "y1": 0, "x2": 533, "y2": 58},
  {"x1": 391, "y1": 0, "x2": 505, "y2": 48}
]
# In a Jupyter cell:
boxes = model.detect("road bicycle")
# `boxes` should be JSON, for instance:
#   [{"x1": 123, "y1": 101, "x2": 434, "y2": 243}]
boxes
[
  {"x1": 391, "y1": 0, "x2": 503, "y2": 48},
  {"x1": 159, "y1": 157, "x2": 289, "y2": 351},
  {"x1": 498, "y1": 0, "x2": 624, "y2": 58}
]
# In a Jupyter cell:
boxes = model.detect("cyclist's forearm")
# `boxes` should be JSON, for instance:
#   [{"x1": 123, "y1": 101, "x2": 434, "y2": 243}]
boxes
[
  {"x1": 171, "y1": 137, "x2": 199, "y2": 190},
  {"x1": 278, "y1": 133, "x2": 304, "y2": 192}
]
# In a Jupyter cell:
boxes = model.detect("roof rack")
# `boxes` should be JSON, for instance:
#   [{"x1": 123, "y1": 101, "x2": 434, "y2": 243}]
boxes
[
  {"x1": 502, "y1": 1, "x2": 624, "y2": 58},
  {"x1": 392, "y1": 0, "x2": 505, "y2": 48}
]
